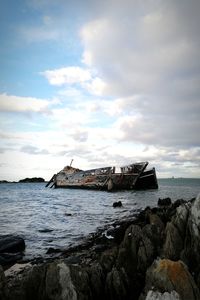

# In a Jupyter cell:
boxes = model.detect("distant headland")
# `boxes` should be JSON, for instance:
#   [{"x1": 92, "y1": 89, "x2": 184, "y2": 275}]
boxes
[
  {"x1": 0, "y1": 177, "x2": 45, "y2": 183},
  {"x1": 19, "y1": 177, "x2": 45, "y2": 183}
]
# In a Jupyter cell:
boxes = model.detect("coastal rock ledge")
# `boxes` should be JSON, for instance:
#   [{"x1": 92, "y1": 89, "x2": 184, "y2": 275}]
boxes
[{"x1": 1, "y1": 194, "x2": 200, "y2": 300}]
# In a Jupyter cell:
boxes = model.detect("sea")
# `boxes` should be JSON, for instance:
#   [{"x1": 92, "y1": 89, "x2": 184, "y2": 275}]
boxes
[{"x1": 0, "y1": 178, "x2": 199, "y2": 260}]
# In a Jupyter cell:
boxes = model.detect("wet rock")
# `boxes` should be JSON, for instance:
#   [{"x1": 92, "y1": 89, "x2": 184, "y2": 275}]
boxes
[
  {"x1": 0, "y1": 235, "x2": 25, "y2": 268},
  {"x1": 113, "y1": 201, "x2": 122, "y2": 208},
  {"x1": 0, "y1": 253, "x2": 24, "y2": 268},
  {"x1": 64, "y1": 213, "x2": 73, "y2": 217},
  {"x1": 141, "y1": 258, "x2": 200, "y2": 300},
  {"x1": 46, "y1": 247, "x2": 62, "y2": 254},
  {"x1": 38, "y1": 229, "x2": 53, "y2": 233},
  {"x1": 0, "y1": 235, "x2": 25, "y2": 253}
]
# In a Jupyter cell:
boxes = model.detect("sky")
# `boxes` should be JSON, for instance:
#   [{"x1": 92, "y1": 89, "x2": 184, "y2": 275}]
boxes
[{"x1": 0, "y1": 0, "x2": 200, "y2": 181}]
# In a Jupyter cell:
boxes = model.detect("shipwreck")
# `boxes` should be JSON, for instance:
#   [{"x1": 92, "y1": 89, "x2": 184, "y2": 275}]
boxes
[{"x1": 46, "y1": 161, "x2": 158, "y2": 191}]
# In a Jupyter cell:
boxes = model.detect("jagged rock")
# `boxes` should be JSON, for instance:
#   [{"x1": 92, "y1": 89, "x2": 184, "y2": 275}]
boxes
[
  {"x1": 162, "y1": 222, "x2": 183, "y2": 260},
  {"x1": 46, "y1": 261, "x2": 92, "y2": 300},
  {"x1": 137, "y1": 230, "x2": 155, "y2": 274},
  {"x1": 105, "y1": 266, "x2": 129, "y2": 300},
  {"x1": 141, "y1": 258, "x2": 200, "y2": 300},
  {"x1": 88, "y1": 263, "x2": 105, "y2": 300},
  {"x1": 163, "y1": 203, "x2": 190, "y2": 260},
  {"x1": 100, "y1": 247, "x2": 118, "y2": 273},
  {"x1": 149, "y1": 213, "x2": 165, "y2": 233},
  {"x1": 158, "y1": 197, "x2": 172, "y2": 207},
  {"x1": 181, "y1": 193, "x2": 200, "y2": 283},
  {"x1": 117, "y1": 225, "x2": 141, "y2": 275}
]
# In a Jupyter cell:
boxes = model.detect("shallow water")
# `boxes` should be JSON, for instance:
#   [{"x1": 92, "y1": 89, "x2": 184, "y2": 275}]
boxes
[{"x1": 0, "y1": 178, "x2": 199, "y2": 259}]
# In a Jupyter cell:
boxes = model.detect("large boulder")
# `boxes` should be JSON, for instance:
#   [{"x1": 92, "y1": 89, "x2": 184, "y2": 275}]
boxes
[
  {"x1": 140, "y1": 258, "x2": 200, "y2": 300},
  {"x1": 0, "y1": 236, "x2": 25, "y2": 253},
  {"x1": 0, "y1": 235, "x2": 25, "y2": 268}
]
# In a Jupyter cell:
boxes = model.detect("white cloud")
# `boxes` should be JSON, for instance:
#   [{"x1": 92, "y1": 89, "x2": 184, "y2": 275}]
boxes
[
  {"x1": 42, "y1": 66, "x2": 92, "y2": 86},
  {"x1": 82, "y1": 77, "x2": 107, "y2": 96},
  {"x1": 0, "y1": 93, "x2": 52, "y2": 114}
]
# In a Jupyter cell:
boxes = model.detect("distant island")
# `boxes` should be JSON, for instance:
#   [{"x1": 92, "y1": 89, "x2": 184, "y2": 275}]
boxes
[{"x1": 19, "y1": 177, "x2": 45, "y2": 183}]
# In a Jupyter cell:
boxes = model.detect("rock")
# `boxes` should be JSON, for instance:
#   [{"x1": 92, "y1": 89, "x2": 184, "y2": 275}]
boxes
[
  {"x1": 181, "y1": 193, "x2": 200, "y2": 281},
  {"x1": 3, "y1": 196, "x2": 200, "y2": 300},
  {"x1": 88, "y1": 263, "x2": 105, "y2": 300},
  {"x1": 145, "y1": 290, "x2": 181, "y2": 299},
  {"x1": 4, "y1": 264, "x2": 47, "y2": 300},
  {"x1": 64, "y1": 213, "x2": 73, "y2": 217},
  {"x1": 46, "y1": 261, "x2": 92, "y2": 300},
  {"x1": 46, "y1": 247, "x2": 62, "y2": 254},
  {"x1": 0, "y1": 235, "x2": 25, "y2": 267},
  {"x1": 137, "y1": 227, "x2": 155, "y2": 273},
  {"x1": 45, "y1": 261, "x2": 77, "y2": 300},
  {"x1": 38, "y1": 229, "x2": 53, "y2": 233},
  {"x1": 100, "y1": 247, "x2": 118, "y2": 273},
  {"x1": 158, "y1": 197, "x2": 172, "y2": 207},
  {"x1": 117, "y1": 224, "x2": 141, "y2": 275},
  {"x1": 0, "y1": 265, "x2": 7, "y2": 300},
  {"x1": 163, "y1": 203, "x2": 190, "y2": 260},
  {"x1": 105, "y1": 266, "x2": 129, "y2": 300},
  {"x1": 162, "y1": 222, "x2": 183, "y2": 260},
  {"x1": 4, "y1": 263, "x2": 32, "y2": 278},
  {"x1": 0, "y1": 235, "x2": 25, "y2": 253},
  {"x1": 141, "y1": 258, "x2": 200, "y2": 300},
  {"x1": 0, "y1": 253, "x2": 24, "y2": 268},
  {"x1": 113, "y1": 201, "x2": 122, "y2": 208},
  {"x1": 149, "y1": 213, "x2": 165, "y2": 233}
]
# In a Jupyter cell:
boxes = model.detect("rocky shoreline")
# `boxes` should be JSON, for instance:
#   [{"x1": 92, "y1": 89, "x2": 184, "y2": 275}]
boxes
[{"x1": 1, "y1": 194, "x2": 200, "y2": 300}]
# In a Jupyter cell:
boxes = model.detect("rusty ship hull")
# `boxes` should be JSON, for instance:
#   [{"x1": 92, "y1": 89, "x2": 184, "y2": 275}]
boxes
[{"x1": 46, "y1": 161, "x2": 158, "y2": 191}]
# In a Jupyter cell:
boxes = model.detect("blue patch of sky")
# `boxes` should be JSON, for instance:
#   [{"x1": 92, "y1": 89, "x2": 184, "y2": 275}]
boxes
[
  {"x1": 0, "y1": 0, "x2": 85, "y2": 98},
  {"x1": 0, "y1": 111, "x2": 55, "y2": 133}
]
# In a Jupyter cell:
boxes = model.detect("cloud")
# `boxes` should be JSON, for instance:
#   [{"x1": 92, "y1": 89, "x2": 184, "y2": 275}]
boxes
[
  {"x1": 42, "y1": 66, "x2": 92, "y2": 86},
  {"x1": 0, "y1": 93, "x2": 52, "y2": 115},
  {"x1": 70, "y1": 129, "x2": 88, "y2": 142},
  {"x1": 42, "y1": 66, "x2": 107, "y2": 96},
  {"x1": 79, "y1": 0, "x2": 200, "y2": 148},
  {"x1": 20, "y1": 145, "x2": 49, "y2": 155}
]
